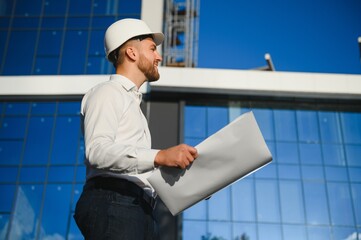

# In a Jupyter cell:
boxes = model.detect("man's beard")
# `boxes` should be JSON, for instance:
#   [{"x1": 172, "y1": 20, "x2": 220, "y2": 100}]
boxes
[{"x1": 138, "y1": 53, "x2": 160, "y2": 82}]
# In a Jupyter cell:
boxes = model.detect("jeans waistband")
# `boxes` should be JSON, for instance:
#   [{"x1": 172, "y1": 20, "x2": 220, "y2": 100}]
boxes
[{"x1": 84, "y1": 176, "x2": 156, "y2": 210}]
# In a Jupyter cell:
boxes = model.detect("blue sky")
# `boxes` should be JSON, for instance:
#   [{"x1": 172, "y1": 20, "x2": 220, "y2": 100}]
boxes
[{"x1": 197, "y1": 0, "x2": 361, "y2": 74}]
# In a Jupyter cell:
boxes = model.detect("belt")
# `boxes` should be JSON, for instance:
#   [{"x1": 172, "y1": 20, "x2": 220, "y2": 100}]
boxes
[{"x1": 84, "y1": 176, "x2": 156, "y2": 209}]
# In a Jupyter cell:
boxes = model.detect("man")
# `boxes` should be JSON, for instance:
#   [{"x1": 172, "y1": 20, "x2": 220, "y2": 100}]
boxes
[{"x1": 74, "y1": 18, "x2": 198, "y2": 239}]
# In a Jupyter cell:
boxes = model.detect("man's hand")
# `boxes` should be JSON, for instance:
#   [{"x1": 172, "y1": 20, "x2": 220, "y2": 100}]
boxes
[{"x1": 154, "y1": 144, "x2": 198, "y2": 169}]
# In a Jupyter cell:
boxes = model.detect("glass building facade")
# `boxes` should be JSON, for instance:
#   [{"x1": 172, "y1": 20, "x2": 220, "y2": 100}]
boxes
[
  {"x1": 0, "y1": 0, "x2": 360, "y2": 240},
  {"x1": 182, "y1": 104, "x2": 361, "y2": 240}
]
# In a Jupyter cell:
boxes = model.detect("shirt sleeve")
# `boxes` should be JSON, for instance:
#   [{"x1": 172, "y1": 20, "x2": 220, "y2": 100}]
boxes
[{"x1": 81, "y1": 83, "x2": 159, "y2": 174}]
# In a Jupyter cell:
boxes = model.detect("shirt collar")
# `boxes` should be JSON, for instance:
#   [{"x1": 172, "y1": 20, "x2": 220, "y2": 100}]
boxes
[{"x1": 110, "y1": 74, "x2": 142, "y2": 102}]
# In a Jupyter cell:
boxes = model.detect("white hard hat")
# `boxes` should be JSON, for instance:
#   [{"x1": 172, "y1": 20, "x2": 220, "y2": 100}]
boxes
[{"x1": 104, "y1": 18, "x2": 164, "y2": 60}]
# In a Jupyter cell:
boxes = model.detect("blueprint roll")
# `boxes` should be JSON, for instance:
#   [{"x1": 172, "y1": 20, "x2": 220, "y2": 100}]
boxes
[{"x1": 148, "y1": 111, "x2": 273, "y2": 216}]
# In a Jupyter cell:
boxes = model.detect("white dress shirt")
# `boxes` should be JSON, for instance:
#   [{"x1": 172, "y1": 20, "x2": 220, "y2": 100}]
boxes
[{"x1": 81, "y1": 74, "x2": 159, "y2": 196}]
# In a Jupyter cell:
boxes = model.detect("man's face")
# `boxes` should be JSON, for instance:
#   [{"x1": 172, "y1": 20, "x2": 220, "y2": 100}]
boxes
[{"x1": 137, "y1": 38, "x2": 162, "y2": 82}]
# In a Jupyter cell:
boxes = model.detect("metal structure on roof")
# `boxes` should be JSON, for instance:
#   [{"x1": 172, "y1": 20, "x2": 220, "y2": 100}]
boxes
[{"x1": 163, "y1": 0, "x2": 200, "y2": 67}]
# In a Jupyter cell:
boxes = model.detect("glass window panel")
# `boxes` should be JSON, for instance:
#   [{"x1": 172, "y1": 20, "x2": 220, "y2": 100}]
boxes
[
  {"x1": 14, "y1": 0, "x2": 42, "y2": 16},
  {"x1": 303, "y1": 182, "x2": 330, "y2": 225},
  {"x1": 86, "y1": 56, "x2": 112, "y2": 74},
  {"x1": 322, "y1": 144, "x2": 346, "y2": 166},
  {"x1": 307, "y1": 226, "x2": 331, "y2": 240},
  {"x1": 0, "y1": 117, "x2": 27, "y2": 139},
  {"x1": 34, "y1": 57, "x2": 59, "y2": 75},
  {"x1": 30, "y1": 102, "x2": 56, "y2": 115},
  {"x1": 328, "y1": 183, "x2": 354, "y2": 226},
  {"x1": 9, "y1": 185, "x2": 43, "y2": 239},
  {"x1": 0, "y1": 167, "x2": 18, "y2": 182},
  {"x1": 66, "y1": 17, "x2": 90, "y2": 28},
  {"x1": 57, "y1": 102, "x2": 81, "y2": 115},
  {"x1": 255, "y1": 180, "x2": 280, "y2": 222},
  {"x1": 4, "y1": 31, "x2": 36, "y2": 75},
  {"x1": 274, "y1": 110, "x2": 297, "y2": 141},
  {"x1": 207, "y1": 106, "x2": 228, "y2": 136},
  {"x1": 297, "y1": 110, "x2": 320, "y2": 143},
  {"x1": 258, "y1": 224, "x2": 282, "y2": 240},
  {"x1": 91, "y1": 16, "x2": 116, "y2": 28},
  {"x1": 47, "y1": 166, "x2": 75, "y2": 183},
  {"x1": 23, "y1": 117, "x2": 54, "y2": 165},
  {"x1": 60, "y1": 30, "x2": 87, "y2": 74},
  {"x1": 68, "y1": 0, "x2": 92, "y2": 15},
  {"x1": 43, "y1": 0, "x2": 67, "y2": 15},
  {"x1": 207, "y1": 222, "x2": 231, "y2": 240},
  {"x1": 0, "y1": 31, "x2": 7, "y2": 58},
  {"x1": 325, "y1": 166, "x2": 348, "y2": 182},
  {"x1": 349, "y1": 168, "x2": 361, "y2": 182},
  {"x1": 19, "y1": 167, "x2": 46, "y2": 183},
  {"x1": 341, "y1": 112, "x2": 361, "y2": 144},
  {"x1": 92, "y1": 1, "x2": 113, "y2": 15},
  {"x1": 184, "y1": 137, "x2": 203, "y2": 147},
  {"x1": 301, "y1": 166, "x2": 324, "y2": 181},
  {"x1": 182, "y1": 220, "x2": 206, "y2": 240},
  {"x1": 0, "y1": 0, "x2": 14, "y2": 16},
  {"x1": 232, "y1": 223, "x2": 257, "y2": 240},
  {"x1": 319, "y1": 112, "x2": 342, "y2": 143},
  {"x1": 185, "y1": 106, "x2": 206, "y2": 138},
  {"x1": 5, "y1": 102, "x2": 30, "y2": 115},
  {"x1": 276, "y1": 142, "x2": 299, "y2": 164},
  {"x1": 253, "y1": 109, "x2": 274, "y2": 141},
  {"x1": 279, "y1": 181, "x2": 305, "y2": 223},
  {"x1": 37, "y1": 30, "x2": 62, "y2": 56},
  {"x1": 0, "y1": 213, "x2": 10, "y2": 239},
  {"x1": 232, "y1": 179, "x2": 255, "y2": 221},
  {"x1": 68, "y1": 215, "x2": 83, "y2": 240},
  {"x1": 278, "y1": 164, "x2": 300, "y2": 180},
  {"x1": 283, "y1": 225, "x2": 307, "y2": 240},
  {"x1": 118, "y1": 0, "x2": 141, "y2": 15},
  {"x1": 299, "y1": 143, "x2": 322, "y2": 165},
  {"x1": 88, "y1": 30, "x2": 104, "y2": 56},
  {"x1": 75, "y1": 165, "x2": 86, "y2": 183},
  {"x1": 12, "y1": 17, "x2": 39, "y2": 29},
  {"x1": 50, "y1": 116, "x2": 80, "y2": 164},
  {"x1": 77, "y1": 138, "x2": 85, "y2": 165},
  {"x1": 333, "y1": 227, "x2": 358, "y2": 240},
  {"x1": 39, "y1": 184, "x2": 72, "y2": 239},
  {"x1": 72, "y1": 184, "x2": 83, "y2": 212},
  {"x1": 345, "y1": 145, "x2": 361, "y2": 167},
  {"x1": 208, "y1": 187, "x2": 231, "y2": 221},
  {"x1": 0, "y1": 185, "x2": 15, "y2": 212},
  {"x1": 0, "y1": 141, "x2": 23, "y2": 165},
  {"x1": 254, "y1": 161, "x2": 277, "y2": 178},
  {"x1": 183, "y1": 200, "x2": 207, "y2": 220},
  {"x1": 351, "y1": 183, "x2": 361, "y2": 226},
  {"x1": 41, "y1": 17, "x2": 65, "y2": 28}
]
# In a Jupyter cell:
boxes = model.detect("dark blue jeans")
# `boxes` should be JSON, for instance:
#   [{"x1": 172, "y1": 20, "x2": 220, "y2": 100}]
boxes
[{"x1": 74, "y1": 187, "x2": 160, "y2": 240}]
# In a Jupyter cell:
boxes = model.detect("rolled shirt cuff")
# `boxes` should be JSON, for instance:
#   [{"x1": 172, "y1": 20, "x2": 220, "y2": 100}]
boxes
[{"x1": 137, "y1": 148, "x2": 160, "y2": 172}]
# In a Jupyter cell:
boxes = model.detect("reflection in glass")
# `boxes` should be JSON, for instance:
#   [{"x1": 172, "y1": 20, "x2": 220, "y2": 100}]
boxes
[
  {"x1": 322, "y1": 144, "x2": 346, "y2": 166},
  {"x1": 307, "y1": 226, "x2": 331, "y2": 240},
  {"x1": 182, "y1": 220, "x2": 206, "y2": 240},
  {"x1": 255, "y1": 180, "x2": 280, "y2": 222},
  {"x1": 296, "y1": 110, "x2": 319, "y2": 143},
  {"x1": 304, "y1": 182, "x2": 330, "y2": 225},
  {"x1": 8, "y1": 185, "x2": 43, "y2": 239},
  {"x1": 208, "y1": 188, "x2": 231, "y2": 221},
  {"x1": 232, "y1": 179, "x2": 256, "y2": 222},
  {"x1": 258, "y1": 223, "x2": 282, "y2": 240},
  {"x1": 279, "y1": 181, "x2": 305, "y2": 223},
  {"x1": 39, "y1": 184, "x2": 72, "y2": 239},
  {"x1": 283, "y1": 224, "x2": 306, "y2": 240}
]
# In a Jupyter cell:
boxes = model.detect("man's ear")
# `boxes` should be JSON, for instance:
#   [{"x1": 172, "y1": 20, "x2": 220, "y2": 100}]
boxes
[{"x1": 125, "y1": 47, "x2": 137, "y2": 61}]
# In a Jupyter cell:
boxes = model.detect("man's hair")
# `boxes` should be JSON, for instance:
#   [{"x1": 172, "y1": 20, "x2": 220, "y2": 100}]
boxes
[{"x1": 108, "y1": 34, "x2": 154, "y2": 69}]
